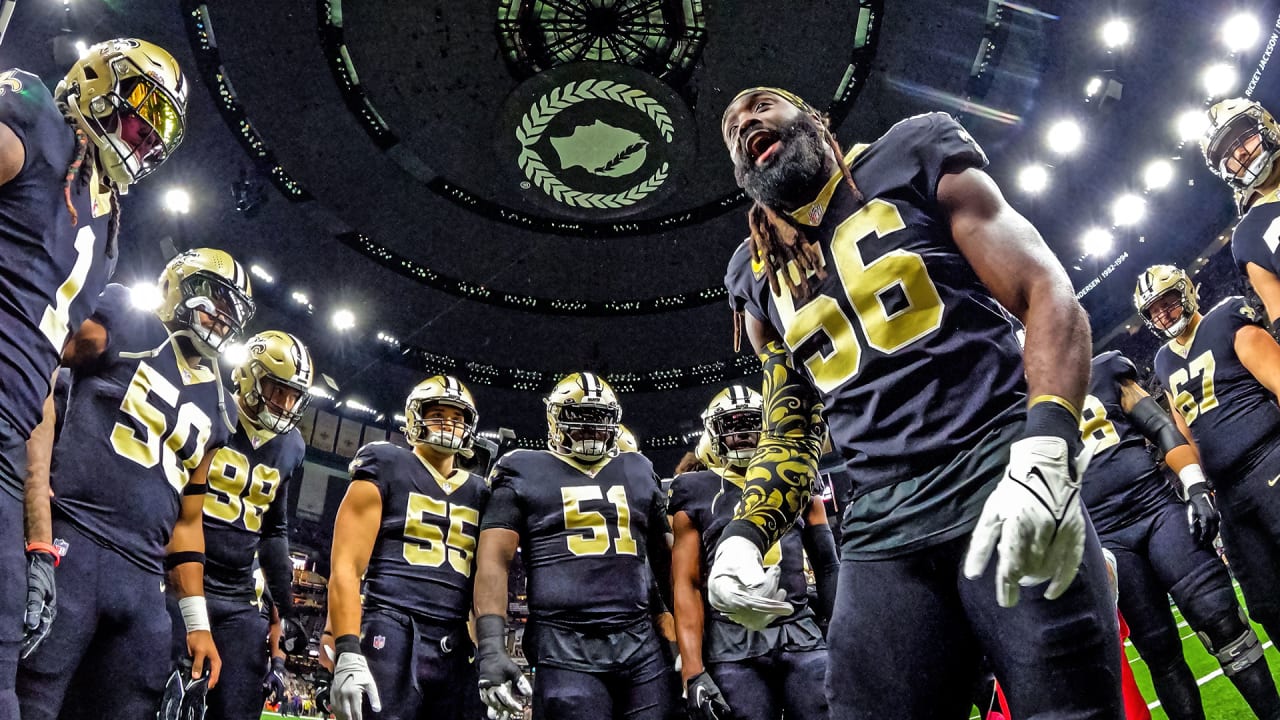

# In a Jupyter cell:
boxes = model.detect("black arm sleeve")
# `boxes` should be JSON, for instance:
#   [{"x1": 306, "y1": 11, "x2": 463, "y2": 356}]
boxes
[
  {"x1": 646, "y1": 484, "x2": 674, "y2": 613},
  {"x1": 479, "y1": 484, "x2": 526, "y2": 534},
  {"x1": 1128, "y1": 396, "x2": 1188, "y2": 456},
  {"x1": 260, "y1": 535, "x2": 294, "y2": 618},
  {"x1": 800, "y1": 520, "x2": 839, "y2": 624}
]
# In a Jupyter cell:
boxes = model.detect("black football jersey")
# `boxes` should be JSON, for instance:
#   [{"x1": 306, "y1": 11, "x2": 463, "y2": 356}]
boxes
[
  {"x1": 1078, "y1": 352, "x2": 1179, "y2": 535},
  {"x1": 0, "y1": 69, "x2": 115, "y2": 479},
  {"x1": 51, "y1": 283, "x2": 235, "y2": 574},
  {"x1": 724, "y1": 113, "x2": 1026, "y2": 555},
  {"x1": 482, "y1": 449, "x2": 667, "y2": 629},
  {"x1": 1232, "y1": 191, "x2": 1280, "y2": 283},
  {"x1": 667, "y1": 469, "x2": 810, "y2": 625},
  {"x1": 202, "y1": 419, "x2": 306, "y2": 601},
  {"x1": 1154, "y1": 297, "x2": 1280, "y2": 485},
  {"x1": 352, "y1": 442, "x2": 489, "y2": 622}
]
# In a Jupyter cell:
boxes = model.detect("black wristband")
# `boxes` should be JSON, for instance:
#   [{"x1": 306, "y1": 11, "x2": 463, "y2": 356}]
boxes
[
  {"x1": 335, "y1": 634, "x2": 362, "y2": 656},
  {"x1": 1024, "y1": 401, "x2": 1082, "y2": 452},
  {"x1": 164, "y1": 551, "x2": 206, "y2": 570},
  {"x1": 475, "y1": 614, "x2": 507, "y2": 644},
  {"x1": 182, "y1": 482, "x2": 207, "y2": 496}
]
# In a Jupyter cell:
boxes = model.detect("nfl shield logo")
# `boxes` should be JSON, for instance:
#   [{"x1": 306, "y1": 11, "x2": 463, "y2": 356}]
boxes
[
  {"x1": 372, "y1": 635, "x2": 386, "y2": 650},
  {"x1": 808, "y1": 205, "x2": 823, "y2": 224}
]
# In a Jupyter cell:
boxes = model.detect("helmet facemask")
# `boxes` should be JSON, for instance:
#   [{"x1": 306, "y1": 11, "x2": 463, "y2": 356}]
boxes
[
  {"x1": 1140, "y1": 287, "x2": 1196, "y2": 340},
  {"x1": 174, "y1": 273, "x2": 255, "y2": 357},
  {"x1": 242, "y1": 369, "x2": 310, "y2": 434},
  {"x1": 71, "y1": 58, "x2": 186, "y2": 186},
  {"x1": 1206, "y1": 111, "x2": 1278, "y2": 192},
  {"x1": 708, "y1": 408, "x2": 762, "y2": 467},
  {"x1": 406, "y1": 400, "x2": 476, "y2": 455},
  {"x1": 551, "y1": 404, "x2": 620, "y2": 461}
]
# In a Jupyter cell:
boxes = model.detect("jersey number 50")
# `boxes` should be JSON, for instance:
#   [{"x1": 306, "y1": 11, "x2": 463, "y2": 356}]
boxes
[
  {"x1": 110, "y1": 361, "x2": 213, "y2": 494},
  {"x1": 775, "y1": 199, "x2": 944, "y2": 393}
]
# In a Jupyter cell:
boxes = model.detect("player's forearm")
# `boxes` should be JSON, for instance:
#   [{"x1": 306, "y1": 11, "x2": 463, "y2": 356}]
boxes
[
  {"x1": 268, "y1": 606, "x2": 286, "y2": 660},
  {"x1": 23, "y1": 387, "x2": 57, "y2": 544},
  {"x1": 260, "y1": 535, "x2": 294, "y2": 618},
  {"x1": 473, "y1": 561, "x2": 511, "y2": 619},
  {"x1": 1021, "y1": 285, "x2": 1091, "y2": 412},
  {"x1": 326, "y1": 564, "x2": 364, "y2": 639},
  {"x1": 801, "y1": 522, "x2": 839, "y2": 623},
  {"x1": 673, "y1": 582, "x2": 707, "y2": 681}
]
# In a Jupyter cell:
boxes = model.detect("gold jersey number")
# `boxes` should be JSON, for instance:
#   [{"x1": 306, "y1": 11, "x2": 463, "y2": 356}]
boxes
[
  {"x1": 774, "y1": 199, "x2": 944, "y2": 393},
  {"x1": 1079, "y1": 394, "x2": 1120, "y2": 455},
  {"x1": 110, "y1": 361, "x2": 214, "y2": 494},
  {"x1": 204, "y1": 447, "x2": 283, "y2": 532},
  {"x1": 402, "y1": 493, "x2": 480, "y2": 576},
  {"x1": 1169, "y1": 351, "x2": 1219, "y2": 425},
  {"x1": 562, "y1": 485, "x2": 638, "y2": 557}
]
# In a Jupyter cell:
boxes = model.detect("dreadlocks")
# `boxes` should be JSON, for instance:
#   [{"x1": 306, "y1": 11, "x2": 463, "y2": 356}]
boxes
[
  {"x1": 59, "y1": 107, "x2": 121, "y2": 258},
  {"x1": 743, "y1": 104, "x2": 862, "y2": 303}
]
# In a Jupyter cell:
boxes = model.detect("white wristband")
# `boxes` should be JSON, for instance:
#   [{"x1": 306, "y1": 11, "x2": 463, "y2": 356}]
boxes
[
  {"x1": 1178, "y1": 464, "x2": 1208, "y2": 497},
  {"x1": 178, "y1": 596, "x2": 211, "y2": 633}
]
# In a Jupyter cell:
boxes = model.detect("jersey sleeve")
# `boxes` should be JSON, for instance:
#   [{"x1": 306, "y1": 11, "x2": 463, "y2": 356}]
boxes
[
  {"x1": 480, "y1": 454, "x2": 526, "y2": 533},
  {"x1": 1220, "y1": 296, "x2": 1267, "y2": 337},
  {"x1": 724, "y1": 241, "x2": 770, "y2": 323},
  {"x1": 1231, "y1": 205, "x2": 1280, "y2": 278},
  {"x1": 347, "y1": 442, "x2": 396, "y2": 500},
  {"x1": 907, "y1": 113, "x2": 988, "y2": 203},
  {"x1": 1101, "y1": 351, "x2": 1139, "y2": 385},
  {"x1": 666, "y1": 473, "x2": 698, "y2": 516},
  {"x1": 90, "y1": 283, "x2": 143, "y2": 362},
  {"x1": 0, "y1": 69, "x2": 52, "y2": 175}
]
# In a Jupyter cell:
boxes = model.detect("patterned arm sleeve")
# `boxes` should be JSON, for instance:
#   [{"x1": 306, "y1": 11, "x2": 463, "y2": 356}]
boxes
[{"x1": 720, "y1": 340, "x2": 826, "y2": 554}]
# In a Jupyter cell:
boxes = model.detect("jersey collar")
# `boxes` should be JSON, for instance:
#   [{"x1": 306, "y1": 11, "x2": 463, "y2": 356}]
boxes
[
  {"x1": 549, "y1": 452, "x2": 614, "y2": 478},
  {"x1": 1251, "y1": 186, "x2": 1280, "y2": 209},
  {"x1": 718, "y1": 466, "x2": 747, "y2": 489},
  {"x1": 237, "y1": 411, "x2": 277, "y2": 450},
  {"x1": 786, "y1": 144, "x2": 870, "y2": 227},
  {"x1": 168, "y1": 339, "x2": 217, "y2": 385},
  {"x1": 412, "y1": 450, "x2": 469, "y2": 495},
  {"x1": 1166, "y1": 315, "x2": 1204, "y2": 359}
]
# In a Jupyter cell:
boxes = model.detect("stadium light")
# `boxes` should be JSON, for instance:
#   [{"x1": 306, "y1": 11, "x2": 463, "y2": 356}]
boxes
[
  {"x1": 1175, "y1": 109, "x2": 1210, "y2": 142},
  {"x1": 249, "y1": 264, "x2": 274, "y2": 284},
  {"x1": 1046, "y1": 120, "x2": 1083, "y2": 155},
  {"x1": 1111, "y1": 194, "x2": 1146, "y2": 227},
  {"x1": 163, "y1": 187, "x2": 191, "y2": 215},
  {"x1": 1143, "y1": 159, "x2": 1175, "y2": 190},
  {"x1": 73, "y1": 40, "x2": 89, "y2": 59},
  {"x1": 1081, "y1": 227, "x2": 1114, "y2": 257},
  {"x1": 1017, "y1": 164, "x2": 1049, "y2": 194},
  {"x1": 1100, "y1": 19, "x2": 1131, "y2": 49},
  {"x1": 129, "y1": 282, "x2": 163, "y2": 311},
  {"x1": 1222, "y1": 13, "x2": 1262, "y2": 53},
  {"x1": 331, "y1": 308, "x2": 356, "y2": 331},
  {"x1": 1202, "y1": 62, "x2": 1239, "y2": 97},
  {"x1": 1084, "y1": 77, "x2": 1103, "y2": 98},
  {"x1": 222, "y1": 342, "x2": 248, "y2": 367}
]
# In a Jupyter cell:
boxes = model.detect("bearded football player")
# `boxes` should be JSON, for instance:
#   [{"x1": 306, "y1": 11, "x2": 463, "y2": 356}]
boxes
[
  {"x1": 327, "y1": 376, "x2": 489, "y2": 720},
  {"x1": 0, "y1": 39, "x2": 187, "y2": 712},
  {"x1": 669, "y1": 385, "x2": 836, "y2": 720},
  {"x1": 17, "y1": 248, "x2": 253, "y2": 719},
  {"x1": 1080, "y1": 350, "x2": 1280, "y2": 719},
  {"x1": 712, "y1": 88, "x2": 1119, "y2": 718},
  {"x1": 1136, "y1": 264, "x2": 1280, "y2": 650},
  {"x1": 474, "y1": 372, "x2": 674, "y2": 720}
]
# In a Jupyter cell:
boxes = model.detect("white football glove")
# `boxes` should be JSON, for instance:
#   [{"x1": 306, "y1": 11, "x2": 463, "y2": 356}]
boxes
[
  {"x1": 707, "y1": 536, "x2": 793, "y2": 631},
  {"x1": 333, "y1": 651, "x2": 381, "y2": 720},
  {"x1": 964, "y1": 437, "x2": 1089, "y2": 608}
]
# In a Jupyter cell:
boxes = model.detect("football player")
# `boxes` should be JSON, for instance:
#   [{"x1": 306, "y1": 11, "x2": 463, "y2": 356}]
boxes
[
  {"x1": 327, "y1": 376, "x2": 489, "y2": 720},
  {"x1": 1202, "y1": 99, "x2": 1280, "y2": 327},
  {"x1": 1080, "y1": 350, "x2": 1280, "y2": 719},
  {"x1": 1136, "y1": 264, "x2": 1280, "y2": 648},
  {"x1": 670, "y1": 385, "x2": 836, "y2": 720},
  {"x1": 191, "y1": 330, "x2": 312, "y2": 720},
  {"x1": 474, "y1": 372, "x2": 674, "y2": 720},
  {"x1": 713, "y1": 88, "x2": 1119, "y2": 718},
  {"x1": 0, "y1": 38, "x2": 187, "y2": 710},
  {"x1": 16, "y1": 248, "x2": 252, "y2": 720}
]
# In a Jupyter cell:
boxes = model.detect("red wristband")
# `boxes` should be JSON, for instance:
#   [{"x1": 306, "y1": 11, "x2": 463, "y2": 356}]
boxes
[{"x1": 26, "y1": 542, "x2": 60, "y2": 567}]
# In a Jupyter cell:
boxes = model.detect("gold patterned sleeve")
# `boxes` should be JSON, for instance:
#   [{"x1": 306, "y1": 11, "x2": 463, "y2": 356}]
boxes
[{"x1": 721, "y1": 340, "x2": 826, "y2": 554}]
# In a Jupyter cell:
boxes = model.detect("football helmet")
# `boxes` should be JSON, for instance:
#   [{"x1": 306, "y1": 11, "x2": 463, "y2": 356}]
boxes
[
  {"x1": 616, "y1": 424, "x2": 639, "y2": 453},
  {"x1": 701, "y1": 385, "x2": 763, "y2": 469},
  {"x1": 232, "y1": 331, "x2": 314, "y2": 434},
  {"x1": 156, "y1": 248, "x2": 255, "y2": 358},
  {"x1": 1202, "y1": 98, "x2": 1280, "y2": 211},
  {"x1": 403, "y1": 375, "x2": 478, "y2": 454},
  {"x1": 1134, "y1": 264, "x2": 1199, "y2": 339},
  {"x1": 55, "y1": 38, "x2": 188, "y2": 188},
  {"x1": 545, "y1": 372, "x2": 621, "y2": 461}
]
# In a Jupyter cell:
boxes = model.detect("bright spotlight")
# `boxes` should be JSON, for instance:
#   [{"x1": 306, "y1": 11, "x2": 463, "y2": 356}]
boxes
[
  {"x1": 1081, "y1": 227, "x2": 1115, "y2": 257},
  {"x1": 73, "y1": 40, "x2": 89, "y2": 59},
  {"x1": 1084, "y1": 76, "x2": 1104, "y2": 98},
  {"x1": 1018, "y1": 164, "x2": 1050, "y2": 194},
  {"x1": 332, "y1": 308, "x2": 356, "y2": 331},
  {"x1": 249, "y1": 264, "x2": 274, "y2": 284},
  {"x1": 1222, "y1": 13, "x2": 1262, "y2": 53},
  {"x1": 1101, "y1": 19, "x2": 1131, "y2": 49},
  {"x1": 129, "y1": 282, "x2": 163, "y2": 312},
  {"x1": 222, "y1": 342, "x2": 248, "y2": 367},
  {"x1": 1111, "y1": 194, "x2": 1146, "y2": 227},
  {"x1": 291, "y1": 291, "x2": 310, "y2": 305},
  {"x1": 1143, "y1": 159, "x2": 1175, "y2": 190},
  {"x1": 1175, "y1": 109, "x2": 1210, "y2": 142},
  {"x1": 1202, "y1": 62, "x2": 1239, "y2": 97},
  {"x1": 1046, "y1": 119, "x2": 1083, "y2": 155},
  {"x1": 163, "y1": 188, "x2": 191, "y2": 215}
]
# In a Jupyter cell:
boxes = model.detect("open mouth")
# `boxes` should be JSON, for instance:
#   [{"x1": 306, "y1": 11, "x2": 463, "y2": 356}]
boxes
[{"x1": 744, "y1": 128, "x2": 782, "y2": 165}]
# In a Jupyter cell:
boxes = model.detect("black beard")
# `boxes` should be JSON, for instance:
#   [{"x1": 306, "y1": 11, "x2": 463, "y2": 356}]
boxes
[{"x1": 735, "y1": 118, "x2": 828, "y2": 210}]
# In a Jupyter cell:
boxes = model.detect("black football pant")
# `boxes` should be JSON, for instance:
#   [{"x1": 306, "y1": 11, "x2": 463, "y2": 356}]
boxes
[
  {"x1": 166, "y1": 594, "x2": 270, "y2": 720},
  {"x1": 17, "y1": 518, "x2": 170, "y2": 720},
  {"x1": 1215, "y1": 447, "x2": 1280, "y2": 643},
  {"x1": 826, "y1": 520, "x2": 1122, "y2": 720},
  {"x1": 360, "y1": 605, "x2": 482, "y2": 720},
  {"x1": 531, "y1": 628, "x2": 673, "y2": 720},
  {"x1": 1103, "y1": 500, "x2": 1280, "y2": 720},
  {"x1": 707, "y1": 648, "x2": 827, "y2": 720},
  {"x1": 0, "y1": 417, "x2": 26, "y2": 720}
]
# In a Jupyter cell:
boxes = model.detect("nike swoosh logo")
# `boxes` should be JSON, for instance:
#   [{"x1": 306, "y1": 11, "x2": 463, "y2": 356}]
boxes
[{"x1": 1269, "y1": 474, "x2": 1280, "y2": 487}]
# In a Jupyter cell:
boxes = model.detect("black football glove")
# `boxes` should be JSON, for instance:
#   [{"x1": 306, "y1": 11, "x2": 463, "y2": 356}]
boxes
[
  {"x1": 313, "y1": 667, "x2": 333, "y2": 716},
  {"x1": 262, "y1": 656, "x2": 286, "y2": 701},
  {"x1": 1187, "y1": 482, "x2": 1220, "y2": 548},
  {"x1": 21, "y1": 549, "x2": 57, "y2": 658},
  {"x1": 476, "y1": 615, "x2": 530, "y2": 719},
  {"x1": 686, "y1": 671, "x2": 732, "y2": 720}
]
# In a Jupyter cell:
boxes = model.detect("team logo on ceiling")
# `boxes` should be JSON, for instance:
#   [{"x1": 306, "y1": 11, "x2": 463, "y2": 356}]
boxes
[{"x1": 500, "y1": 62, "x2": 694, "y2": 219}]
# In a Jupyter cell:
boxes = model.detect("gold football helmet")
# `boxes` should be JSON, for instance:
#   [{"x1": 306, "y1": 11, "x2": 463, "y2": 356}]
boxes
[
  {"x1": 232, "y1": 331, "x2": 314, "y2": 434},
  {"x1": 55, "y1": 38, "x2": 188, "y2": 187},
  {"x1": 156, "y1": 248, "x2": 254, "y2": 358},
  {"x1": 701, "y1": 385, "x2": 763, "y2": 470},
  {"x1": 1202, "y1": 98, "x2": 1280, "y2": 211},
  {"x1": 403, "y1": 375, "x2": 478, "y2": 454},
  {"x1": 545, "y1": 372, "x2": 621, "y2": 461},
  {"x1": 1134, "y1": 264, "x2": 1199, "y2": 339},
  {"x1": 616, "y1": 424, "x2": 639, "y2": 454}
]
